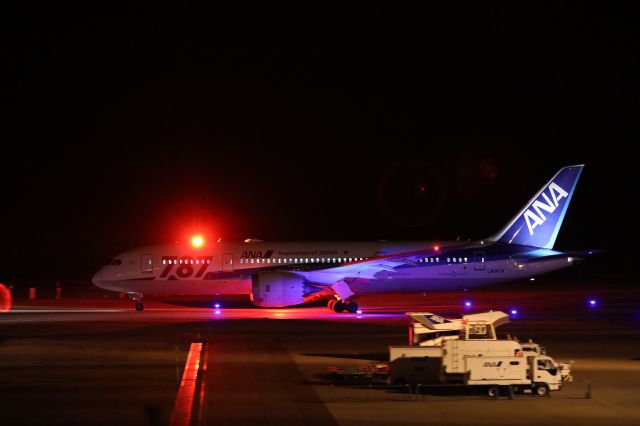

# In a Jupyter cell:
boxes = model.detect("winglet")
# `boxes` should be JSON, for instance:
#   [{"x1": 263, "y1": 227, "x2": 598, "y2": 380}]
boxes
[{"x1": 489, "y1": 165, "x2": 584, "y2": 249}]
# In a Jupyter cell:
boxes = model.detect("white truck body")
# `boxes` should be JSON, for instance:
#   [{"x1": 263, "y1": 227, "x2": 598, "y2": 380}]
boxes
[
  {"x1": 465, "y1": 356, "x2": 530, "y2": 385},
  {"x1": 442, "y1": 339, "x2": 521, "y2": 374},
  {"x1": 388, "y1": 311, "x2": 569, "y2": 393},
  {"x1": 388, "y1": 347, "x2": 564, "y2": 392}
]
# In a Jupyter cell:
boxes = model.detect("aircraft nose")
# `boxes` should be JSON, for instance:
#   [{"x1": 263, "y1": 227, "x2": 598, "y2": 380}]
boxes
[{"x1": 92, "y1": 269, "x2": 105, "y2": 287}]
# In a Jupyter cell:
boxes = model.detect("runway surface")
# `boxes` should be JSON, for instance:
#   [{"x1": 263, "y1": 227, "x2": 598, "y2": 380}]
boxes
[{"x1": 1, "y1": 287, "x2": 639, "y2": 426}]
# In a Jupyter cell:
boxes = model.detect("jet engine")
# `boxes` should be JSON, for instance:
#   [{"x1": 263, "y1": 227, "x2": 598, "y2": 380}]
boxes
[{"x1": 251, "y1": 271, "x2": 307, "y2": 307}]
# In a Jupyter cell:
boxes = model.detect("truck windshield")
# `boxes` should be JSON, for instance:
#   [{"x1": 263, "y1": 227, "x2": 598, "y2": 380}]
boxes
[{"x1": 537, "y1": 359, "x2": 554, "y2": 370}]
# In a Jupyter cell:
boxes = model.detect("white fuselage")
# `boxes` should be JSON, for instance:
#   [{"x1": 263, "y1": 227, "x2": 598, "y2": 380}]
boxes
[{"x1": 92, "y1": 240, "x2": 573, "y2": 297}]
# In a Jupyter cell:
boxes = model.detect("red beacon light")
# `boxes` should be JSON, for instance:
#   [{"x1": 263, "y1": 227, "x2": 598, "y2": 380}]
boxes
[
  {"x1": 434, "y1": 245, "x2": 440, "y2": 251},
  {"x1": 191, "y1": 235, "x2": 205, "y2": 248}
]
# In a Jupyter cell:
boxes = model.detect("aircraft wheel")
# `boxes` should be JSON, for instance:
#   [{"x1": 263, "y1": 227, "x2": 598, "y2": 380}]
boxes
[
  {"x1": 135, "y1": 302, "x2": 144, "y2": 312},
  {"x1": 346, "y1": 301, "x2": 358, "y2": 313},
  {"x1": 327, "y1": 299, "x2": 337, "y2": 310},
  {"x1": 333, "y1": 301, "x2": 346, "y2": 313}
]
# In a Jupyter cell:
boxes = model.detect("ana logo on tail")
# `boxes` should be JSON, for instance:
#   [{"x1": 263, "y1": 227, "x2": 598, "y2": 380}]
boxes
[
  {"x1": 491, "y1": 164, "x2": 583, "y2": 249},
  {"x1": 523, "y1": 182, "x2": 568, "y2": 236}
]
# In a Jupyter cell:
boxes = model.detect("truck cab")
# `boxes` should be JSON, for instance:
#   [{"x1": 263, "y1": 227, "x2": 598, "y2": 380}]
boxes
[{"x1": 528, "y1": 355, "x2": 563, "y2": 392}]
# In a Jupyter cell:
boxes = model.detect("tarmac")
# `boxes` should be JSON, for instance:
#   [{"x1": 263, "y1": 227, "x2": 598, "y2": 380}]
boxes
[{"x1": 1, "y1": 281, "x2": 639, "y2": 426}]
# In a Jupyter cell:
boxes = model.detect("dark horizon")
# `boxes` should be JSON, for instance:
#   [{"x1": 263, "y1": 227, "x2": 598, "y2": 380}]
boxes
[{"x1": 3, "y1": 5, "x2": 635, "y2": 283}]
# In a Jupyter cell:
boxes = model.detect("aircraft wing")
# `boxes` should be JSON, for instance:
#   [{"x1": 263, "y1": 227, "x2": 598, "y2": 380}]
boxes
[
  {"x1": 296, "y1": 245, "x2": 464, "y2": 301},
  {"x1": 299, "y1": 245, "x2": 455, "y2": 283}
]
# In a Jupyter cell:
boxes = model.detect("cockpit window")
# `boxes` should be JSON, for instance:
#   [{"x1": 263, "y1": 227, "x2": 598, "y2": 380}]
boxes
[{"x1": 110, "y1": 259, "x2": 122, "y2": 266}]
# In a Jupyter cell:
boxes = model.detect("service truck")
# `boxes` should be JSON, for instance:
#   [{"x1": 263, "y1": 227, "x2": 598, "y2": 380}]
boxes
[{"x1": 388, "y1": 311, "x2": 571, "y2": 395}]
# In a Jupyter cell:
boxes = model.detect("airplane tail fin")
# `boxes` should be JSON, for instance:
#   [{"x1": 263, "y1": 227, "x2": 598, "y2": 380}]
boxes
[{"x1": 489, "y1": 164, "x2": 584, "y2": 249}]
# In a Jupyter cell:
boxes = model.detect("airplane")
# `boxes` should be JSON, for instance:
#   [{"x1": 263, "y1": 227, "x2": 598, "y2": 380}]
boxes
[{"x1": 92, "y1": 164, "x2": 591, "y2": 312}]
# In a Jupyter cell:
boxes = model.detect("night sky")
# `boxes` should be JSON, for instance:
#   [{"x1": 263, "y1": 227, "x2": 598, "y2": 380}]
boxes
[{"x1": 3, "y1": 5, "x2": 636, "y2": 283}]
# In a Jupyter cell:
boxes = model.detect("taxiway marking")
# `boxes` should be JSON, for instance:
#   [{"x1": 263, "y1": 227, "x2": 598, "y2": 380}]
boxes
[{"x1": 170, "y1": 342, "x2": 203, "y2": 426}]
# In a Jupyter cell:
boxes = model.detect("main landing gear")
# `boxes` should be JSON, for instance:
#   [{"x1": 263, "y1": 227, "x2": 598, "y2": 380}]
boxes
[
  {"x1": 328, "y1": 299, "x2": 358, "y2": 313},
  {"x1": 128, "y1": 293, "x2": 144, "y2": 312}
]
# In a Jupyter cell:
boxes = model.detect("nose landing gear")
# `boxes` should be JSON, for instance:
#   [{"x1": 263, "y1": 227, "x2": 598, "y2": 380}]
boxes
[{"x1": 128, "y1": 293, "x2": 144, "y2": 312}]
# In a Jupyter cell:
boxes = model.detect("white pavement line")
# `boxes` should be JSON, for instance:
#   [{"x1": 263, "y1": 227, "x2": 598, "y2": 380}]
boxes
[
  {"x1": 170, "y1": 342, "x2": 203, "y2": 426},
  {"x1": 196, "y1": 343, "x2": 209, "y2": 425}
]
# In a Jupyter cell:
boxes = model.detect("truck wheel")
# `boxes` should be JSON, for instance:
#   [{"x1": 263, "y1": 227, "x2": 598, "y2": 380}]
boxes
[
  {"x1": 327, "y1": 299, "x2": 337, "y2": 310},
  {"x1": 487, "y1": 386, "x2": 499, "y2": 397},
  {"x1": 333, "y1": 301, "x2": 346, "y2": 313},
  {"x1": 535, "y1": 384, "x2": 549, "y2": 396}
]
